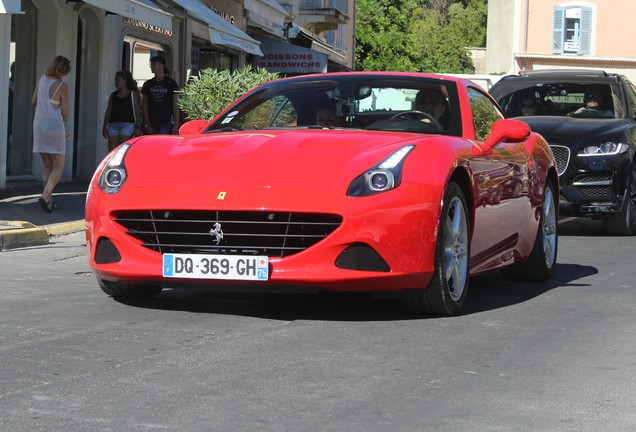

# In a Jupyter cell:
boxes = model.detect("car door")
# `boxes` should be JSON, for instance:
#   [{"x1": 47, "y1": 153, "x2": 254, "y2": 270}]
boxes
[{"x1": 465, "y1": 88, "x2": 532, "y2": 272}]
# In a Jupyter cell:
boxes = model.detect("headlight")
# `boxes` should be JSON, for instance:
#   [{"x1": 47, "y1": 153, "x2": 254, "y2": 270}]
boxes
[
  {"x1": 347, "y1": 145, "x2": 414, "y2": 197},
  {"x1": 98, "y1": 144, "x2": 131, "y2": 194},
  {"x1": 578, "y1": 142, "x2": 627, "y2": 156}
]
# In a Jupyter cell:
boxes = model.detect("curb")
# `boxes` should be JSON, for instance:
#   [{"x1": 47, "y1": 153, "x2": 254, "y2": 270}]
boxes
[{"x1": 0, "y1": 220, "x2": 86, "y2": 251}]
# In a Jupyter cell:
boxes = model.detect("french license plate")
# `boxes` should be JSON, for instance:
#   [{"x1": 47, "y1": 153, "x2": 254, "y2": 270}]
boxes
[{"x1": 163, "y1": 253, "x2": 269, "y2": 281}]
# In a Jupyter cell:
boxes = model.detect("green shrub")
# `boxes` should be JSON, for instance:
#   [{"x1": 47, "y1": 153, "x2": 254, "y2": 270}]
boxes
[{"x1": 178, "y1": 65, "x2": 280, "y2": 121}]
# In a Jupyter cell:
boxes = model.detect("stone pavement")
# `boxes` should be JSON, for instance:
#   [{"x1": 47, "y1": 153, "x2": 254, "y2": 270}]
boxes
[{"x1": 0, "y1": 180, "x2": 88, "y2": 251}]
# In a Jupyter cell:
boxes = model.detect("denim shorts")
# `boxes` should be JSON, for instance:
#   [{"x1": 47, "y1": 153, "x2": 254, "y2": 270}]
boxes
[
  {"x1": 108, "y1": 122, "x2": 136, "y2": 137},
  {"x1": 155, "y1": 122, "x2": 173, "y2": 134}
]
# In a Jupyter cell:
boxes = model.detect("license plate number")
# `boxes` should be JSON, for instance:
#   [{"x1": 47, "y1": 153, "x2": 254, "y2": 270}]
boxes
[{"x1": 163, "y1": 253, "x2": 269, "y2": 281}]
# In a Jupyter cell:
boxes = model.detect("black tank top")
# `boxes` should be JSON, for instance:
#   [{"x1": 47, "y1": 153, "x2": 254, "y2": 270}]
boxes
[{"x1": 108, "y1": 91, "x2": 135, "y2": 123}]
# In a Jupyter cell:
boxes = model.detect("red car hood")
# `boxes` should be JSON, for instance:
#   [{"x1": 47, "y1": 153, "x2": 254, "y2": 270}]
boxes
[{"x1": 124, "y1": 129, "x2": 425, "y2": 189}]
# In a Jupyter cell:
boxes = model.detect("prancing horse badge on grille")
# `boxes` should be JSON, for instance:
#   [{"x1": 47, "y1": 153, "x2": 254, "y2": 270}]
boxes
[{"x1": 209, "y1": 222, "x2": 224, "y2": 245}]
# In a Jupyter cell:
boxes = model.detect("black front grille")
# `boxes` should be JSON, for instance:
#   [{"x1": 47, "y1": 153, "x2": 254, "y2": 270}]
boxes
[
  {"x1": 578, "y1": 186, "x2": 613, "y2": 196},
  {"x1": 550, "y1": 145, "x2": 570, "y2": 176},
  {"x1": 115, "y1": 210, "x2": 343, "y2": 258},
  {"x1": 574, "y1": 174, "x2": 613, "y2": 197}
]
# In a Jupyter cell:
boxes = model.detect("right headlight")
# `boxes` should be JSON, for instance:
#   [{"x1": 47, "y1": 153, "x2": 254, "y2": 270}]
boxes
[
  {"x1": 347, "y1": 145, "x2": 414, "y2": 197},
  {"x1": 578, "y1": 142, "x2": 627, "y2": 157},
  {"x1": 98, "y1": 144, "x2": 131, "y2": 194}
]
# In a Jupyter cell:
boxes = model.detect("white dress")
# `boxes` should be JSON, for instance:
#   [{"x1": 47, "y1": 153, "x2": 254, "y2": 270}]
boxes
[{"x1": 33, "y1": 75, "x2": 66, "y2": 154}]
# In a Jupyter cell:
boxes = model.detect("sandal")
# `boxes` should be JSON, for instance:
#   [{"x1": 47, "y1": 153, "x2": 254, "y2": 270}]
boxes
[{"x1": 38, "y1": 197, "x2": 52, "y2": 213}]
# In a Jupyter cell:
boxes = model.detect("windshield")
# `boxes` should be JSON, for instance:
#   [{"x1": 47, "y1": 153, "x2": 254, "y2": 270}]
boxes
[
  {"x1": 206, "y1": 75, "x2": 463, "y2": 136},
  {"x1": 492, "y1": 81, "x2": 624, "y2": 119}
]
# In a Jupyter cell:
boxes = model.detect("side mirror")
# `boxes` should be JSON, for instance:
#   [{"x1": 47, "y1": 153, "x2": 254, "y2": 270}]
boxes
[
  {"x1": 472, "y1": 119, "x2": 531, "y2": 156},
  {"x1": 179, "y1": 119, "x2": 209, "y2": 135}
]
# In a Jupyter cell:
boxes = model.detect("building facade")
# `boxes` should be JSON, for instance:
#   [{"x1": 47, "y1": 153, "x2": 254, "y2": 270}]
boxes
[
  {"x1": 486, "y1": 0, "x2": 636, "y2": 82},
  {"x1": 0, "y1": 0, "x2": 356, "y2": 189}
]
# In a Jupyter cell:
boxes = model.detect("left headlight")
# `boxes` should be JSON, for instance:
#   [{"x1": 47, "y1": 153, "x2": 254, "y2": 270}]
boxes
[
  {"x1": 578, "y1": 142, "x2": 627, "y2": 157},
  {"x1": 347, "y1": 145, "x2": 415, "y2": 197},
  {"x1": 98, "y1": 144, "x2": 131, "y2": 194}
]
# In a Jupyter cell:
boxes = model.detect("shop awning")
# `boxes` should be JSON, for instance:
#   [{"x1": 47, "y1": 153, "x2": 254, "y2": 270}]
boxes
[
  {"x1": 256, "y1": 37, "x2": 327, "y2": 74},
  {"x1": 173, "y1": 0, "x2": 263, "y2": 56},
  {"x1": 82, "y1": 0, "x2": 173, "y2": 30},
  {"x1": 0, "y1": 0, "x2": 22, "y2": 14}
]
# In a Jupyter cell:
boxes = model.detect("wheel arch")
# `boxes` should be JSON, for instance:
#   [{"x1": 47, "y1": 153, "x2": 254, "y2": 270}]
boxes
[{"x1": 448, "y1": 166, "x2": 475, "y2": 238}]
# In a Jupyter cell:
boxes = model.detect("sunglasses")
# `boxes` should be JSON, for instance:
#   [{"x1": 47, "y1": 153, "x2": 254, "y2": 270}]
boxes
[{"x1": 520, "y1": 104, "x2": 536, "y2": 108}]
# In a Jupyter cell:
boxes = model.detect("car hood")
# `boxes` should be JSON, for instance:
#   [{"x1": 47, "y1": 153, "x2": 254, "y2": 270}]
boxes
[
  {"x1": 513, "y1": 116, "x2": 632, "y2": 149},
  {"x1": 124, "y1": 129, "x2": 427, "y2": 189}
]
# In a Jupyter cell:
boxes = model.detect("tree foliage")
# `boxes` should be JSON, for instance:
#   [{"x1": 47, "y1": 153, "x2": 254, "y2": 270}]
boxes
[
  {"x1": 356, "y1": 0, "x2": 487, "y2": 73},
  {"x1": 355, "y1": 0, "x2": 423, "y2": 71},
  {"x1": 178, "y1": 65, "x2": 279, "y2": 121}
]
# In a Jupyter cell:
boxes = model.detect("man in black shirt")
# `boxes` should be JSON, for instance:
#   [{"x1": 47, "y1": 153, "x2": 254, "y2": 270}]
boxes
[{"x1": 141, "y1": 55, "x2": 180, "y2": 134}]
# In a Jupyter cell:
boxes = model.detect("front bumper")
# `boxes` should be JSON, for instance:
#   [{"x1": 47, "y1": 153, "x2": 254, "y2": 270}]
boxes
[
  {"x1": 86, "y1": 182, "x2": 443, "y2": 292},
  {"x1": 553, "y1": 146, "x2": 631, "y2": 217}
]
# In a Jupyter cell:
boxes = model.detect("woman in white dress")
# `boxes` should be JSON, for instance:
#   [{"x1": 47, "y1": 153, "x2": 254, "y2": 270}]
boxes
[{"x1": 32, "y1": 55, "x2": 71, "y2": 212}]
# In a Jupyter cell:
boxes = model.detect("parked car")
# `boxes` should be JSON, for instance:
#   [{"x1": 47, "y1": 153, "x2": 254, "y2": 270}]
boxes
[
  {"x1": 490, "y1": 70, "x2": 636, "y2": 235},
  {"x1": 86, "y1": 72, "x2": 559, "y2": 316}
]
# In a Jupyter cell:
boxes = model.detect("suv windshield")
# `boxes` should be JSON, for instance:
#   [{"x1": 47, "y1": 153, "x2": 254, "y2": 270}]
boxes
[{"x1": 492, "y1": 80, "x2": 624, "y2": 119}]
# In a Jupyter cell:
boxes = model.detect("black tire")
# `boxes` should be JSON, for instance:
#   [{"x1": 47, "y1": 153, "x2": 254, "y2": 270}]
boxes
[
  {"x1": 407, "y1": 182, "x2": 470, "y2": 316},
  {"x1": 604, "y1": 164, "x2": 636, "y2": 236},
  {"x1": 502, "y1": 178, "x2": 558, "y2": 281},
  {"x1": 98, "y1": 279, "x2": 163, "y2": 299}
]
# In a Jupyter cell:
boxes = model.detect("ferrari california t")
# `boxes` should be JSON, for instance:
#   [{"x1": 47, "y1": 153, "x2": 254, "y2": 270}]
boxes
[{"x1": 86, "y1": 72, "x2": 559, "y2": 316}]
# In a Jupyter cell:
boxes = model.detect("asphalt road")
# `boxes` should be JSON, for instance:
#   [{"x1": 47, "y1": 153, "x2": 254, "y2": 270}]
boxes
[{"x1": 1, "y1": 218, "x2": 635, "y2": 431}]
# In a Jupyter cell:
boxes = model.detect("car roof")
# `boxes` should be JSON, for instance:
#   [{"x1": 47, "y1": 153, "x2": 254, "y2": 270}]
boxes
[
  {"x1": 489, "y1": 69, "x2": 626, "y2": 100},
  {"x1": 493, "y1": 69, "x2": 623, "y2": 84}
]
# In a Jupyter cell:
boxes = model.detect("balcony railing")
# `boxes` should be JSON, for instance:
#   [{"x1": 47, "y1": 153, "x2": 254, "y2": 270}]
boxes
[
  {"x1": 301, "y1": 0, "x2": 349, "y2": 14},
  {"x1": 299, "y1": 0, "x2": 349, "y2": 33}
]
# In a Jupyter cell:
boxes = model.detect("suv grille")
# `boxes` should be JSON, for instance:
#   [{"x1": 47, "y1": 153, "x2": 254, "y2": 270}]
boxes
[
  {"x1": 550, "y1": 145, "x2": 570, "y2": 175},
  {"x1": 573, "y1": 174, "x2": 614, "y2": 197},
  {"x1": 115, "y1": 210, "x2": 343, "y2": 258}
]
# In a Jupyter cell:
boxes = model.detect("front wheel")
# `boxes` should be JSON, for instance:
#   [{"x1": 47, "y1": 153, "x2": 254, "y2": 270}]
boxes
[
  {"x1": 98, "y1": 279, "x2": 163, "y2": 299},
  {"x1": 407, "y1": 182, "x2": 470, "y2": 316},
  {"x1": 502, "y1": 178, "x2": 558, "y2": 281}
]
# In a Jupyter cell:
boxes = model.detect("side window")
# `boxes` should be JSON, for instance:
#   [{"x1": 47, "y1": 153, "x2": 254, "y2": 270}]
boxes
[
  {"x1": 552, "y1": 5, "x2": 593, "y2": 55},
  {"x1": 468, "y1": 88, "x2": 504, "y2": 141},
  {"x1": 625, "y1": 81, "x2": 636, "y2": 119}
]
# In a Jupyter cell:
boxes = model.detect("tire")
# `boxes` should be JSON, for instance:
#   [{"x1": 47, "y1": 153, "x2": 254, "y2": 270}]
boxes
[
  {"x1": 604, "y1": 163, "x2": 636, "y2": 236},
  {"x1": 98, "y1": 279, "x2": 163, "y2": 299},
  {"x1": 502, "y1": 178, "x2": 558, "y2": 281},
  {"x1": 408, "y1": 182, "x2": 470, "y2": 316}
]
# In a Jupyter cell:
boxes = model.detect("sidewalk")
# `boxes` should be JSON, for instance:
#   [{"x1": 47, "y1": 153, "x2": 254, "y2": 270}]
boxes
[{"x1": 0, "y1": 180, "x2": 88, "y2": 251}]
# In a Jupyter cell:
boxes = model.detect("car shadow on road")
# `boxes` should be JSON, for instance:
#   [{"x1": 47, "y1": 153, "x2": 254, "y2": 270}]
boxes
[
  {"x1": 115, "y1": 260, "x2": 597, "y2": 321},
  {"x1": 461, "y1": 262, "x2": 597, "y2": 315},
  {"x1": 114, "y1": 213, "x2": 602, "y2": 322}
]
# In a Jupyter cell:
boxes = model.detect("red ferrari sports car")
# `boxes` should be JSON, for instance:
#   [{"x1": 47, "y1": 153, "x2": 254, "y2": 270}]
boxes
[{"x1": 86, "y1": 72, "x2": 559, "y2": 316}]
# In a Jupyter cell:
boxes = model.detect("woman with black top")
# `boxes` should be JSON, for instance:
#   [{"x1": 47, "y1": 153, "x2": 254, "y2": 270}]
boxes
[{"x1": 102, "y1": 70, "x2": 142, "y2": 151}]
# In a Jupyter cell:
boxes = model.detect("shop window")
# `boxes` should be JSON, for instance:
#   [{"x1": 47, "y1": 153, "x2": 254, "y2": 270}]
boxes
[
  {"x1": 552, "y1": 5, "x2": 593, "y2": 55},
  {"x1": 123, "y1": 37, "x2": 167, "y2": 88}
]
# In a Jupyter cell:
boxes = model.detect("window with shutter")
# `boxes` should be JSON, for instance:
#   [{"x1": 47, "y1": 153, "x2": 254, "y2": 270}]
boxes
[{"x1": 552, "y1": 4, "x2": 594, "y2": 55}]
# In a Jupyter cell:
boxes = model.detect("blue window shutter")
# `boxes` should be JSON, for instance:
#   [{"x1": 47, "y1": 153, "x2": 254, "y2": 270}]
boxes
[
  {"x1": 578, "y1": 6, "x2": 593, "y2": 55},
  {"x1": 552, "y1": 6, "x2": 565, "y2": 54}
]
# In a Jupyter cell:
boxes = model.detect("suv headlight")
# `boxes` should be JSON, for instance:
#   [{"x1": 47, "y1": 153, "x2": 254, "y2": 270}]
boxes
[
  {"x1": 578, "y1": 142, "x2": 627, "y2": 156},
  {"x1": 98, "y1": 144, "x2": 131, "y2": 194},
  {"x1": 347, "y1": 145, "x2": 414, "y2": 197}
]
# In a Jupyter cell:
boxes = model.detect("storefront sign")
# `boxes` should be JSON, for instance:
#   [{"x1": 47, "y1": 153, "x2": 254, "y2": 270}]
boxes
[
  {"x1": 124, "y1": 17, "x2": 173, "y2": 36},
  {"x1": 256, "y1": 40, "x2": 327, "y2": 74}
]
